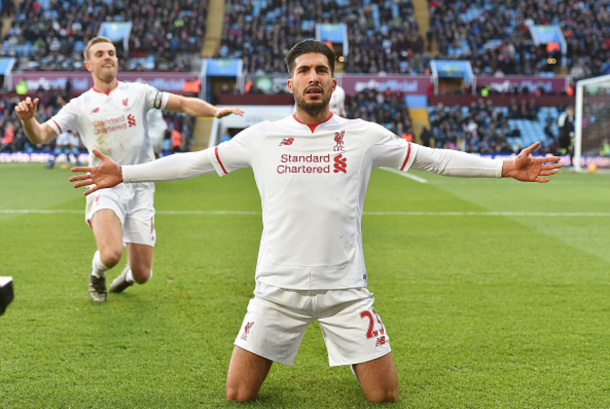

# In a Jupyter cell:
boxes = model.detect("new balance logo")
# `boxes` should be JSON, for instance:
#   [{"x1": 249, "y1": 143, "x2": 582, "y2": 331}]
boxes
[
  {"x1": 127, "y1": 114, "x2": 136, "y2": 127},
  {"x1": 333, "y1": 130, "x2": 345, "y2": 151},
  {"x1": 333, "y1": 154, "x2": 347, "y2": 173},
  {"x1": 375, "y1": 336, "x2": 386, "y2": 347},
  {"x1": 240, "y1": 321, "x2": 254, "y2": 340},
  {"x1": 91, "y1": 107, "x2": 99, "y2": 114},
  {"x1": 279, "y1": 138, "x2": 294, "y2": 146}
]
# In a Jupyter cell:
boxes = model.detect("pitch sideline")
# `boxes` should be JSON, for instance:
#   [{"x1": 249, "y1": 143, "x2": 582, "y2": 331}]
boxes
[{"x1": 1, "y1": 209, "x2": 609, "y2": 217}]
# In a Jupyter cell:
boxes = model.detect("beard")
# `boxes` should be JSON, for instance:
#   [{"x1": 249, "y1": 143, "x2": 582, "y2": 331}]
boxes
[
  {"x1": 95, "y1": 66, "x2": 118, "y2": 83},
  {"x1": 294, "y1": 87, "x2": 332, "y2": 116}
]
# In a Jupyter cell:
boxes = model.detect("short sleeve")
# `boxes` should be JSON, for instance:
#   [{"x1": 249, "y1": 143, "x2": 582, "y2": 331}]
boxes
[
  {"x1": 140, "y1": 83, "x2": 169, "y2": 111},
  {"x1": 45, "y1": 98, "x2": 80, "y2": 136}
]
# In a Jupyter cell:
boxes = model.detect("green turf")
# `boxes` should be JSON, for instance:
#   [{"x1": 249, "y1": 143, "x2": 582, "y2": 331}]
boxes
[{"x1": 1, "y1": 163, "x2": 609, "y2": 408}]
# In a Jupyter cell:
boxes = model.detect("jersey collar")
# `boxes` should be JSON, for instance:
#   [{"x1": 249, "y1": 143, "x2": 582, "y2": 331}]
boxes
[
  {"x1": 92, "y1": 80, "x2": 120, "y2": 96},
  {"x1": 292, "y1": 112, "x2": 333, "y2": 133}
]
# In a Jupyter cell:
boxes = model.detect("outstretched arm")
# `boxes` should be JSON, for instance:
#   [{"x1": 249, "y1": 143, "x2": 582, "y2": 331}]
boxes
[
  {"x1": 69, "y1": 150, "x2": 123, "y2": 195},
  {"x1": 14, "y1": 97, "x2": 58, "y2": 144},
  {"x1": 164, "y1": 94, "x2": 244, "y2": 118},
  {"x1": 69, "y1": 148, "x2": 217, "y2": 195},
  {"x1": 502, "y1": 142, "x2": 562, "y2": 183}
]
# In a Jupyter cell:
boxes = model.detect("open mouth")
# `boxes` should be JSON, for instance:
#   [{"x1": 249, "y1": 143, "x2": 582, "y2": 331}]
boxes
[{"x1": 305, "y1": 86, "x2": 323, "y2": 96}]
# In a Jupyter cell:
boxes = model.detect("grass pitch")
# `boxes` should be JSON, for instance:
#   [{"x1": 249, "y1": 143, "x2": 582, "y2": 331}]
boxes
[{"x1": 1, "y1": 163, "x2": 609, "y2": 408}]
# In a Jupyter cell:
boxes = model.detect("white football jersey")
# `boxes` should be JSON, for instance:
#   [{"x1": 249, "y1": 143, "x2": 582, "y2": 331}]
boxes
[
  {"x1": 146, "y1": 109, "x2": 168, "y2": 154},
  {"x1": 208, "y1": 113, "x2": 417, "y2": 290},
  {"x1": 46, "y1": 81, "x2": 169, "y2": 167},
  {"x1": 329, "y1": 85, "x2": 346, "y2": 116}
]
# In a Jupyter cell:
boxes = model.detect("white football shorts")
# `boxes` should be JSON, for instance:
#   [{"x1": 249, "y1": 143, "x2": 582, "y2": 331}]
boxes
[
  {"x1": 234, "y1": 282, "x2": 391, "y2": 367},
  {"x1": 85, "y1": 182, "x2": 156, "y2": 247}
]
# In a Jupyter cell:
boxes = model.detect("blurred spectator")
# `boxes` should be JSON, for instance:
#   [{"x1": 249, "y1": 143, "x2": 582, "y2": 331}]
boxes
[
  {"x1": 557, "y1": 105, "x2": 575, "y2": 165},
  {"x1": 170, "y1": 124, "x2": 182, "y2": 153},
  {"x1": 1, "y1": 123, "x2": 15, "y2": 151},
  {"x1": 1, "y1": 0, "x2": 15, "y2": 17},
  {"x1": 420, "y1": 126, "x2": 432, "y2": 147}
]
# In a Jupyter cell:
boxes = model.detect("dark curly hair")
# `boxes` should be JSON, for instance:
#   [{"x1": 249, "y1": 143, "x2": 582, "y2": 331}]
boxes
[{"x1": 284, "y1": 40, "x2": 335, "y2": 78}]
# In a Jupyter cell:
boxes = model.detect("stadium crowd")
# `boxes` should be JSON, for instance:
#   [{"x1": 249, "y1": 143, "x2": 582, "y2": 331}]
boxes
[
  {"x1": 0, "y1": 0, "x2": 587, "y2": 158},
  {"x1": 429, "y1": 0, "x2": 610, "y2": 77},
  {"x1": 1, "y1": 0, "x2": 205, "y2": 71},
  {"x1": 2, "y1": 0, "x2": 608, "y2": 77},
  {"x1": 345, "y1": 87, "x2": 414, "y2": 139},
  {"x1": 428, "y1": 98, "x2": 544, "y2": 154},
  {"x1": 218, "y1": 0, "x2": 429, "y2": 75}
]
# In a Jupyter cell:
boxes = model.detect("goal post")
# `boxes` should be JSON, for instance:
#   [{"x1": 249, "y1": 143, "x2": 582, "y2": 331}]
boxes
[{"x1": 574, "y1": 74, "x2": 610, "y2": 172}]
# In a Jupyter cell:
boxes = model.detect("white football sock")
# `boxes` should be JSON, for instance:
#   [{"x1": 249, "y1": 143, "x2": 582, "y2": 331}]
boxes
[
  {"x1": 123, "y1": 265, "x2": 152, "y2": 284},
  {"x1": 125, "y1": 266, "x2": 135, "y2": 283},
  {"x1": 91, "y1": 250, "x2": 109, "y2": 278},
  {"x1": 350, "y1": 365, "x2": 361, "y2": 385}
]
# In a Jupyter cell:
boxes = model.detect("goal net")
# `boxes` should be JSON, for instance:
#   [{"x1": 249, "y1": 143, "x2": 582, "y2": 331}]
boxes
[{"x1": 575, "y1": 74, "x2": 610, "y2": 172}]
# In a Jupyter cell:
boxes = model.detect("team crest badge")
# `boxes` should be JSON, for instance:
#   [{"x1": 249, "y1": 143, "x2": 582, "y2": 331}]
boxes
[{"x1": 333, "y1": 130, "x2": 345, "y2": 151}]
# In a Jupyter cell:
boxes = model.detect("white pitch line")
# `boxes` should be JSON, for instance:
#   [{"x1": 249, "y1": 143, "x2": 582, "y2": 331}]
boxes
[
  {"x1": 380, "y1": 167, "x2": 428, "y2": 183},
  {"x1": 2, "y1": 209, "x2": 610, "y2": 217},
  {"x1": 362, "y1": 211, "x2": 610, "y2": 217},
  {"x1": 158, "y1": 210, "x2": 259, "y2": 215},
  {"x1": 0, "y1": 209, "x2": 82, "y2": 214}
]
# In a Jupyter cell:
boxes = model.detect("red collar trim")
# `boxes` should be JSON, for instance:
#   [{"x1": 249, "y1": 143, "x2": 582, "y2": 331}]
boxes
[
  {"x1": 92, "y1": 81, "x2": 119, "y2": 96},
  {"x1": 292, "y1": 112, "x2": 333, "y2": 133}
]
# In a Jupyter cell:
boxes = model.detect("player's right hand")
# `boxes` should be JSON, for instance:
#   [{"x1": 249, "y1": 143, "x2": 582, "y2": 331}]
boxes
[
  {"x1": 14, "y1": 97, "x2": 40, "y2": 121},
  {"x1": 69, "y1": 149, "x2": 123, "y2": 196}
]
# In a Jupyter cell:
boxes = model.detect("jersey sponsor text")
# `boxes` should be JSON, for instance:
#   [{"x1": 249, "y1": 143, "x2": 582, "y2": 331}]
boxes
[
  {"x1": 93, "y1": 115, "x2": 128, "y2": 135},
  {"x1": 278, "y1": 153, "x2": 332, "y2": 174}
]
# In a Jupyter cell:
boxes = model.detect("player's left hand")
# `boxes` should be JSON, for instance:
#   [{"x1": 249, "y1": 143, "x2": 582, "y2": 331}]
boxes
[
  {"x1": 215, "y1": 107, "x2": 244, "y2": 118},
  {"x1": 502, "y1": 142, "x2": 562, "y2": 183},
  {"x1": 69, "y1": 149, "x2": 123, "y2": 195}
]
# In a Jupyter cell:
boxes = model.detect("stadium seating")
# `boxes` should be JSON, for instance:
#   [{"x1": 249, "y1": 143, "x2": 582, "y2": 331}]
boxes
[
  {"x1": 346, "y1": 87, "x2": 413, "y2": 137},
  {"x1": 1, "y1": 0, "x2": 206, "y2": 71},
  {"x1": 218, "y1": 0, "x2": 428, "y2": 74},
  {"x1": 428, "y1": 100, "x2": 558, "y2": 154},
  {"x1": 429, "y1": 0, "x2": 610, "y2": 77}
]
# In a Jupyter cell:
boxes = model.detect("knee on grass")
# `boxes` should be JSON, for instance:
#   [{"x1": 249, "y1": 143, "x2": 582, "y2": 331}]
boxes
[
  {"x1": 130, "y1": 267, "x2": 152, "y2": 284},
  {"x1": 364, "y1": 387, "x2": 398, "y2": 404},
  {"x1": 226, "y1": 386, "x2": 258, "y2": 402}
]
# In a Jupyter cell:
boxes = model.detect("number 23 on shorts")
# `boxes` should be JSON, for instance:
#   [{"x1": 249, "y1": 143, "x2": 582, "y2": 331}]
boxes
[{"x1": 361, "y1": 308, "x2": 387, "y2": 346}]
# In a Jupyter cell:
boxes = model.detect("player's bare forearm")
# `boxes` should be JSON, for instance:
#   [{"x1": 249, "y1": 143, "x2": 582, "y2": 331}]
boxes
[
  {"x1": 69, "y1": 149, "x2": 123, "y2": 196},
  {"x1": 502, "y1": 142, "x2": 562, "y2": 183},
  {"x1": 165, "y1": 94, "x2": 244, "y2": 118},
  {"x1": 21, "y1": 119, "x2": 56, "y2": 145}
]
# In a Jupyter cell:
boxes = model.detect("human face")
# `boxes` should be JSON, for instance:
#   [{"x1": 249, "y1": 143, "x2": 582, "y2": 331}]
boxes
[
  {"x1": 84, "y1": 42, "x2": 118, "y2": 84},
  {"x1": 288, "y1": 52, "x2": 336, "y2": 117}
]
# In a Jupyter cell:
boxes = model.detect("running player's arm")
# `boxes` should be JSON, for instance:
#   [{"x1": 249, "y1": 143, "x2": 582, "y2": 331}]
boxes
[
  {"x1": 14, "y1": 97, "x2": 58, "y2": 144},
  {"x1": 163, "y1": 93, "x2": 244, "y2": 119}
]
